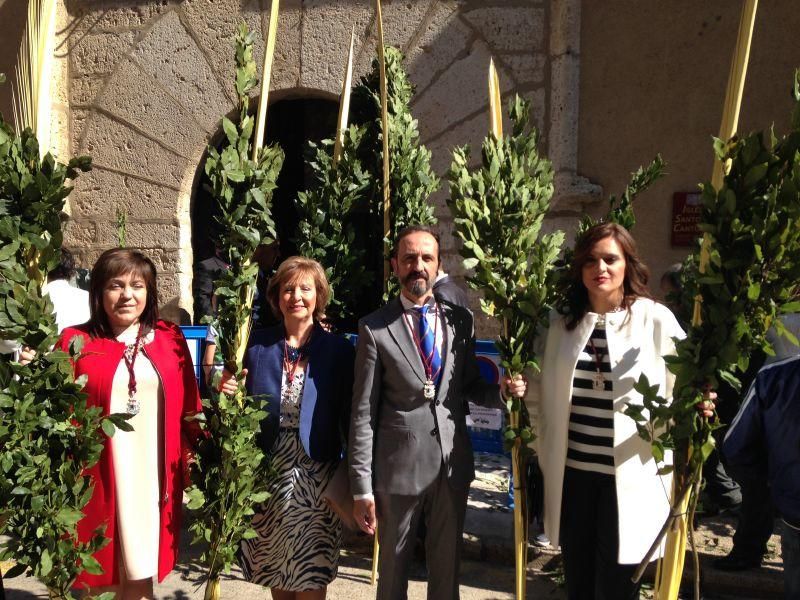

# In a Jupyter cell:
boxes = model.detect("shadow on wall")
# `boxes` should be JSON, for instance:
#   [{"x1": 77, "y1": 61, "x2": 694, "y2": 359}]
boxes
[{"x1": 14, "y1": 0, "x2": 549, "y2": 336}]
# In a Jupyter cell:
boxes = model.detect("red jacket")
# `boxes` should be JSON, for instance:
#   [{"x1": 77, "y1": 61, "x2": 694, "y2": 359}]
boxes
[{"x1": 56, "y1": 320, "x2": 203, "y2": 588}]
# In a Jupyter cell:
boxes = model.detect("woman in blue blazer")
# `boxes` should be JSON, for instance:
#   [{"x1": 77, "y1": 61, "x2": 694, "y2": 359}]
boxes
[{"x1": 221, "y1": 256, "x2": 354, "y2": 600}]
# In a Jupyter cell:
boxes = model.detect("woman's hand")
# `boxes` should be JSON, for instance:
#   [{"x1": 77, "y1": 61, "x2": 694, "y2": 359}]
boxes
[
  {"x1": 318, "y1": 315, "x2": 333, "y2": 333},
  {"x1": 696, "y1": 387, "x2": 717, "y2": 418},
  {"x1": 217, "y1": 368, "x2": 248, "y2": 396},
  {"x1": 501, "y1": 373, "x2": 528, "y2": 398},
  {"x1": 182, "y1": 446, "x2": 196, "y2": 489},
  {"x1": 19, "y1": 346, "x2": 36, "y2": 366}
]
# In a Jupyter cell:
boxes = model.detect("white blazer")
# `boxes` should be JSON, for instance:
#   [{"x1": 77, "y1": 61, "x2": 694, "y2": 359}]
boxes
[{"x1": 530, "y1": 298, "x2": 685, "y2": 564}]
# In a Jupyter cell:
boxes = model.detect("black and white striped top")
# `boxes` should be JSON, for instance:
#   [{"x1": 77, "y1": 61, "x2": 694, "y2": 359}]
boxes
[{"x1": 567, "y1": 324, "x2": 615, "y2": 475}]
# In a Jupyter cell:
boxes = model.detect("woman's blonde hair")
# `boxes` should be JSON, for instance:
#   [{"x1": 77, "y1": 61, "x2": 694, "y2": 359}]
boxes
[{"x1": 266, "y1": 256, "x2": 330, "y2": 321}]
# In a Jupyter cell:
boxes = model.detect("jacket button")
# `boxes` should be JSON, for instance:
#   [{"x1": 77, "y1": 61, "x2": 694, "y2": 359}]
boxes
[
  {"x1": 431, "y1": 428, "x2": 438, "y2": 437},
  {"x1": 435, "y1": 400, "x2": 441, "y2": 406},
  {"x1": 163, "y1": 492, "x2": 169, "y2": 503}
]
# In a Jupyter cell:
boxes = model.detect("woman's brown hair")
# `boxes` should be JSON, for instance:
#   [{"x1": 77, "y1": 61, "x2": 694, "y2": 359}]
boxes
[
  {"x1": 88, "y1": 248, "x2": 159, "y2": 338},
  {"x1": 562, "y1": 222, "x2": 652, "y2": 330},
  {"x1": 266, "y1": 256, "x2": 330, "y2": 322}
]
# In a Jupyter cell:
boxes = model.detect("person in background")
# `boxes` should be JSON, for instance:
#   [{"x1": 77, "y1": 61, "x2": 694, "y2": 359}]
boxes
[
  {"x1": 659, "y1": 262, "x2": 690, "y2": 323},
  {"x1": 349, "y1": 225, "x2": 526, "y2": 600},
  {"x1": 432, "y1": 269, "x2": 470, "y2": 308},
  {"x1": 74, "y1": 265, "x2": 91, "y2": 291},
  {"x1": 193, "y1": 245, "x2": 229, "y2": 325},
  {"x1": 24, "y1": 248, "x2": 204, "y2": 599},
  {"x1": 194, "y1": 242, "x2": 279, "y2": 327},
  {"x1": 531, "y1": 222, "x2": 713, "y2": 600},
  {"x1": 198, "y1": 242, "x2": 281, "y2": 391},
  {"x1": 715, "y1": 311, "x2": 798, "y2": 571},
  {"x1": 219, "y1": 257, "x2": 354, "y2": 600},
  {"x1": 44, "y1": 247, "x2": 91, "y2": 333},
  {"x1": 1, "y1": 248, "x2": 90, "y2": 356},
  {"x1": 723, "y1": 313, "x2": 800, "y2": 597}
]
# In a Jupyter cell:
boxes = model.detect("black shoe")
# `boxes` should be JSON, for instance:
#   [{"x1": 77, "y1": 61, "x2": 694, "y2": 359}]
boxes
[{"x1": 713, "y1": 553, "x2": 762, "y2": 571}]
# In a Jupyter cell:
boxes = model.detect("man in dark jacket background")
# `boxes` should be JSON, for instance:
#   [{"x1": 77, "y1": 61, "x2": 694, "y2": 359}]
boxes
[
  {"x1": 432, "y1": 270, "x2": 470, "y2": 308},
  {"x1": 723, "y1": 316, "x2": 800, "y2": 598}
]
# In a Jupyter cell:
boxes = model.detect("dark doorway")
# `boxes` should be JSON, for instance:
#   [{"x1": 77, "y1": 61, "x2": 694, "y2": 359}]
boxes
[{"x1": 191, "y1": 96, "x2": 339, "y2": 323}]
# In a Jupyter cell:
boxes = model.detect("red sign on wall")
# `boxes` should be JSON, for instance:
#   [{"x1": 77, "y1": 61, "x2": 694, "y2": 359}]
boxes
[{"x1": 671, "y1": 192, "x2": 702, "y2": 247}]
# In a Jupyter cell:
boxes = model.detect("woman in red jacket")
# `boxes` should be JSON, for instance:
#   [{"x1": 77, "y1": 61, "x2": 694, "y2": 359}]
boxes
[{"x1": 55, "y1": 248, "x2": 203, "y2": 598}]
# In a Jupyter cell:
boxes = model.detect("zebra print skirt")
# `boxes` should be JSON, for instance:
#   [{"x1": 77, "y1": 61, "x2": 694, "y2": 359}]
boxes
[{"x1": 239, "y1": 428, "x2": 342, "y2": 591}]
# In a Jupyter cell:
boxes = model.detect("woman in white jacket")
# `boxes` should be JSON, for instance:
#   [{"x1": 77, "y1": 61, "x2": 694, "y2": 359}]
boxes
[{"x1": 535, "y1": 222, "x2": 684, "y2": 599}]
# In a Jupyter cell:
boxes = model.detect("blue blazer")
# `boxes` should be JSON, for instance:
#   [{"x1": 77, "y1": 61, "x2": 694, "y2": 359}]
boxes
[{"x1": 244, "y1": 324, "x2": 355, "y2": 462}]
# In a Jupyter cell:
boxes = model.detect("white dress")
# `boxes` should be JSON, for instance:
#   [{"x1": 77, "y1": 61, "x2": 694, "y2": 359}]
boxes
[{"x1": 108, "y1": 328, "x2": 163, "y2": 580}]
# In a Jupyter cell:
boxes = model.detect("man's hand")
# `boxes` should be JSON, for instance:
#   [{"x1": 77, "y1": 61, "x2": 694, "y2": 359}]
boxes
[
  {"x1": 696, "y1": 387, "x2": 717, "y2": 418},
  {"x1": 353, "y1": 497, "x2": 377, "y2": 535},
  {"x1": 501, "y1": 373, "x2": 528, "y2": 398}
]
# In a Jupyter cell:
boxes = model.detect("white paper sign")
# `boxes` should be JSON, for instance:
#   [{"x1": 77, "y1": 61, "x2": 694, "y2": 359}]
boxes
[
  {"x1": 186, "y1": 338, "x2": 200, "y2": 371},
  {"x1": 466, "y1": 403, "x2": 503, "y2": 430}
]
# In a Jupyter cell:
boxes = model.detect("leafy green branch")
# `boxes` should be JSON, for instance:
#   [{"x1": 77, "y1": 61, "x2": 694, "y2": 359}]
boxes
[
  {"x1": 577, "y1": 154, "x2": 666, "y2": 236},
  {"x1": 294, "y1": 125, "x2": 372, "y2": 329},
  {"x1": 0, "y1": 108, "x2": 132, "y2": 599},
  {"x1": 625, "y1": 68, "x2": 800, "y2": 574},
  {"x1": 185, "y1": 23, "x2": 282, "y2": 600},
  {"x1": 447, "y1": 95, "x2": 563, "y2": 451},
  {"x1": 352, "y1": 46, "x2": 439, "y2": 300}
]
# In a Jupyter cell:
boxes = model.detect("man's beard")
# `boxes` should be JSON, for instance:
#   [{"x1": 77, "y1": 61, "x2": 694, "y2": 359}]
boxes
[{"x1": 404, "y1": 271, "x2": 431, "y2": 297}]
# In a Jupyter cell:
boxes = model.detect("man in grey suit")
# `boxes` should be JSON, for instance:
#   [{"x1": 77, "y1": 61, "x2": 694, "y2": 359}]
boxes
[{"x1": 349, "y1": 225, "x2": 527, "y2": 600}]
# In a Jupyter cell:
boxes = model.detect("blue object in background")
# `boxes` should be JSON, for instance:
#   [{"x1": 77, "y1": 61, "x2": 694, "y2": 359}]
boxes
[
  {"x1": 180, "y1": 326, "x2": 506, "y2": 456},
  {"x1": 180, "y1": 325, "x2": 208, "y2": 383},
  {"x1": 470, "y1": 340, "x2": 506, "y2": 455}
]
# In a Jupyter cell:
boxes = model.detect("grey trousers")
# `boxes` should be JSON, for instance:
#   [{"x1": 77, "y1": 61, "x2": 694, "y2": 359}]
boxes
[{"x1": 375, "y1": 467, "x2": 469, "y2": 600}]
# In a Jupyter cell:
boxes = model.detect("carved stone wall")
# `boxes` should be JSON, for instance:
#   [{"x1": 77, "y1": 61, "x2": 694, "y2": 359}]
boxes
[
  {"x1": 43, "y1": 0, "x2": 564, "y2": 331},
  {"x1": 3, "y1": 2, "x2": 798, "y2": 332}
]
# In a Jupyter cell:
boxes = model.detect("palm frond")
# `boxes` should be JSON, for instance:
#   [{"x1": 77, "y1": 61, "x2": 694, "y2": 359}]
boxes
[{"x1": 12, "y1": 0, "x2": 57, "y2": 155}]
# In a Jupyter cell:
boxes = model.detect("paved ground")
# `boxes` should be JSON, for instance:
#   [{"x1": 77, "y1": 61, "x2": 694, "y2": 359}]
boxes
[
  {"x1": 2, "y1": 550, "x2": 565, "y2": 600},
  {"x1": 0, "y1": 547, "x2": 775, "y2": 600},
  {"x1": 0, "y1": 453, "x2": 785, "y2": 599}
]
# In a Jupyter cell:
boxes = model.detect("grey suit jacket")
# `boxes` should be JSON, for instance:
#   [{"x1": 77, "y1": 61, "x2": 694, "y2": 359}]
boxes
[{"x1": 349, "y1": 297, "x2": 501, "y2": 496}]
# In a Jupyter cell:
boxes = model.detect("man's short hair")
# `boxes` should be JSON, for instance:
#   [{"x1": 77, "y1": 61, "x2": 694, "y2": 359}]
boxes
[
  {"x1": 391, "y1": 225, "x2": 441, "y2": 261},
  {"x1": 48, "y1": 247, "x2": 77, "y2": 281}
]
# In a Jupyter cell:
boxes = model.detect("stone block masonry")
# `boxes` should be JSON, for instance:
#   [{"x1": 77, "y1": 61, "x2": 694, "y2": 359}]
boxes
[{"x1": 52, "y1": 0, "x2": 585, "y2": 336}]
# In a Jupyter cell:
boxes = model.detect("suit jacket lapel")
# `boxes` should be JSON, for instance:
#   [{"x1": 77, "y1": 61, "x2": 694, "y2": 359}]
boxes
[
  {"x1": 384, "y1": 298, "x2": 427, "y2": 384},
  {"x1": 435, "y1": 304, "x2": 455, "y2": 401}
]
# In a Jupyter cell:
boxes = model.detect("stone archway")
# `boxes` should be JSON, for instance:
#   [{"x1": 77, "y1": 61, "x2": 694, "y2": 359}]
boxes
[{"x1": 190, "y1": 95, "x2": 339, "y2": 323}]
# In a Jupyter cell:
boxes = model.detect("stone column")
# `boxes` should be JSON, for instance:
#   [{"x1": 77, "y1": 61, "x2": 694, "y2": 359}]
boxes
[{"x1": 549, "y1": 0, "x2": 601, "y2": 215}]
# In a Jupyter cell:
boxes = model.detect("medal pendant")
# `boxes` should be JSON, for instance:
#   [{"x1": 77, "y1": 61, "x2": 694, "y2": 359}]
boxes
[
  {"x1": 592, "y1": 372, "x2": 605, "y2": 392},
  {"x1": 423, "y1": 379, "x2": 436, "y2": 399},
  {"x1": 126, "y1": 394, "x2": 140, "y2": 416}
]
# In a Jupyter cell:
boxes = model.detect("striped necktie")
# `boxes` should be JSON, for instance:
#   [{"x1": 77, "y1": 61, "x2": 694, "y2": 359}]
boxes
[{"x1": 418, "y1": 304, "x2": 442, "y2": 385}]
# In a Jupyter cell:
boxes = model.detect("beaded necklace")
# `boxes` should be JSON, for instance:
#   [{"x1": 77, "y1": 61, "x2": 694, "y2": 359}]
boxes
[{"x1": 283, "y1": 333, "x2": 311, "y2": 385}]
